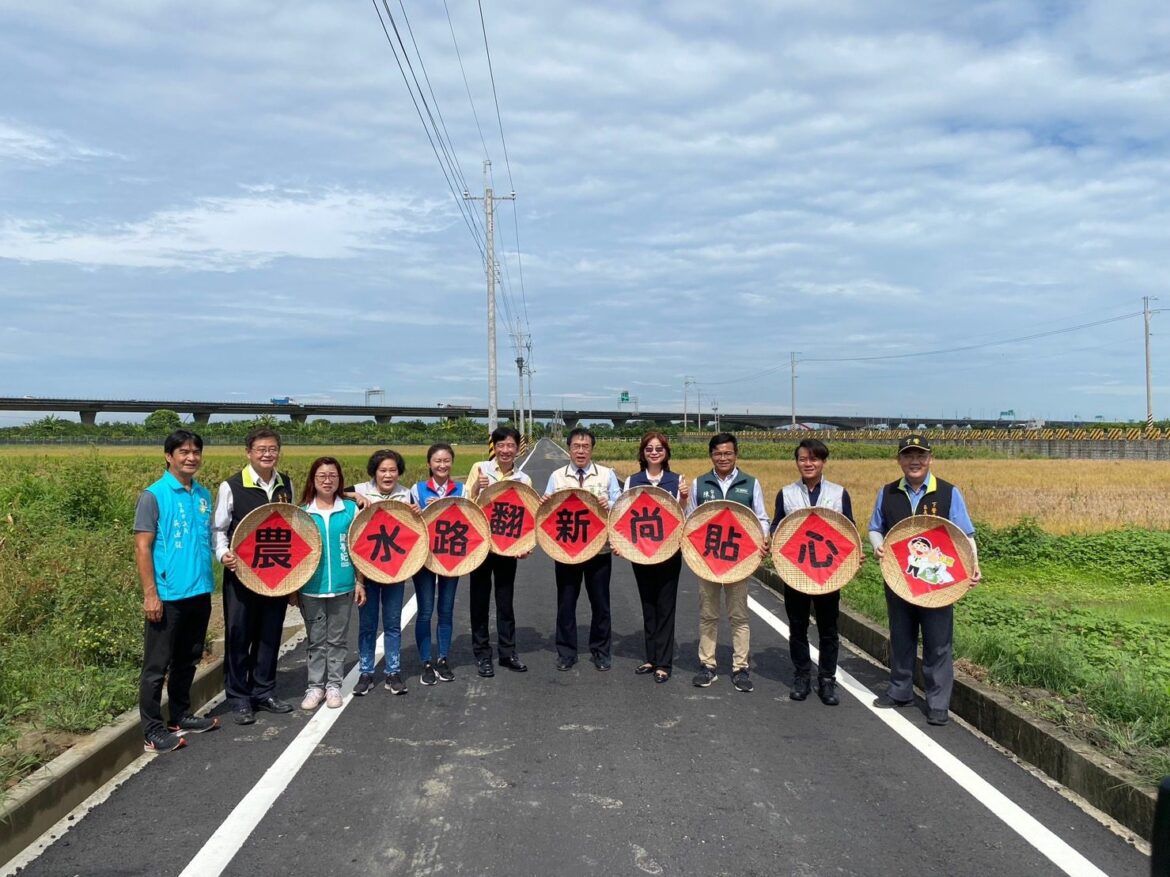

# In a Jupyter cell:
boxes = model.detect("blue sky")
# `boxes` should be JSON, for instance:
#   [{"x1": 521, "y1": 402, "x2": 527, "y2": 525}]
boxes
[{"x1": 2, "y1": 0, "x2": 1168, "y2": 425}]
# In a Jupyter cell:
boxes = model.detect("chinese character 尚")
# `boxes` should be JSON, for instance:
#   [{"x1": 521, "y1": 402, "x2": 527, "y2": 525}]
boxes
[{"x1": 629, "y1": 506, "x2": 664, "y2": 545}]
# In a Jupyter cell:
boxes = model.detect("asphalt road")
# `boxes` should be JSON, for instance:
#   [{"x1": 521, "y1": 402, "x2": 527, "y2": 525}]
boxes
[{"x1": 9, "y1": 440, "x2": 1148, "y2": 877}]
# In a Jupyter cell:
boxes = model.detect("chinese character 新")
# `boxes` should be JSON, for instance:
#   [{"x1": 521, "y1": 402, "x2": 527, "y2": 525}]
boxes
[
  {"x1": 554, "y1": 508, "x2": 591, "y2": 543},
  {"x1": 489, "y1": 502, "x2": 526, "y2": 539},
  {"x1": 366, "y1": 523, "x2": 407, "y2": 562},
  {"x1": 797, "y1": 529, "x2": 839, "y2": 570},
  {"x1": 432, "y1": 517, "x2": 470, "y2": 556},
  {"x1": 252, "y1": 526, "x2": 293, "y2": 569},
  {"x1": 702, "y1": 523, "x2": 742, "y2": 562}
]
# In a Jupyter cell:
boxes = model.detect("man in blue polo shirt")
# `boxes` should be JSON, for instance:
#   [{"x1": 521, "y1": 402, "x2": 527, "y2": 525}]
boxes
[
  {"x1": 868, "y1": 435, "x2": 982, "y2": 726},
  {"x1": 133, "y1": 429, "x2": 219, "y2": 752}
]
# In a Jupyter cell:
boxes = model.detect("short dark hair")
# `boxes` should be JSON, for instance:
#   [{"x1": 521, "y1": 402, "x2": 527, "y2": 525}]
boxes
[
  {"x1": 366, "y1": 449, "x2": 406, "y2": 479},
  {"x1": 164, "y1": 429, "x2": 203, "y2": 455},
  {"x1": 708, "y1": 432, "x2": 737, "y2": 454},
  {"x1": 794, "y1": 438, "x2": 829, "y2": 461},
  {"x1": 300, "y1": 456, "x2": 344, "y2": 505},
  {"x1": 567, "y1": 427, "x2": 595, "y2": 447},
  {"x1": 492, "y1": 426, "x2": 522, "y2": 446},
  {"x1": 425, "y1": 442, "x2": 455, "y2": 477},
  {"x1": 245, "y1": 427, "x2": 281, "y2": 450}
]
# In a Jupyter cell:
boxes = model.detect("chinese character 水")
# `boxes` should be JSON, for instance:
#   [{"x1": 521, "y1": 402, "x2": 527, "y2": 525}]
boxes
[{"x1": 366, "y1": 523, "x2": 407, "y2": 562}]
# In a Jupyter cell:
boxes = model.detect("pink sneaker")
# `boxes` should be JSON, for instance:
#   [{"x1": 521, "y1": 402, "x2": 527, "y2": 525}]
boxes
[
  {"x1": 301, "y1": 688, "x2": 325, "y2": 710},
  {"x1": 325, "y1": 687, "x2": 343, "y2": 709}
]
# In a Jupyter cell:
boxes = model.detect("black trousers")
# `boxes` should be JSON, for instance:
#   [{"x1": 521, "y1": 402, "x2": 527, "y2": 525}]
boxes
[
  {"x1": 554, "y1": 553, "x2": 611, "y2": 660},
  {"x1": 784, "y1": 586, "x2": 840, "y2": 679},
  {"x1": 223, "y1": 573, "x2": 288, "y2": 707},
  {"x1": 631, "y1": 553, "x2": 681, "y2": 669},
  {"x1": 139, "y1": 594, "x2": 211, "y2": 735},
  {"x1": 469, "y1": 553, "x2": 519, "y2": 660}
]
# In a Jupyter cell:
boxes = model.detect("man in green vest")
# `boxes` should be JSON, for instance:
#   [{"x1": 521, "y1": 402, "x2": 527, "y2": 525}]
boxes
[{"x1": 686, "y1": 432, "x2": 770, "y2": 693}]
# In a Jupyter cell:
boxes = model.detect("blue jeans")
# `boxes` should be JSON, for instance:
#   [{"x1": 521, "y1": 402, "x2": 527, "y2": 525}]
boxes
[
  {"x1": 412, "y1": 569, "x2": 458, "y2": 662},
  {"x1": 357, "y1": 582, "x2": 405, "y2": 675}
]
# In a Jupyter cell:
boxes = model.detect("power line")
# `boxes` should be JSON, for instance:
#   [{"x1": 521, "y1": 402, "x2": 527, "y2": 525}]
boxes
[{"x1": 372, "y1": 0, "x2": 486, "y2": 259}]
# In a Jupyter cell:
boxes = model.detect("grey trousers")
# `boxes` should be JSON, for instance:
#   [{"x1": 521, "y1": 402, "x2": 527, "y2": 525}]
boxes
[
  {"x1": 301, "y1": 593, "x2": 354, "y2": 690},
  {"x1": 883, "y1": 585, "x2": 954, "y2": 711}
]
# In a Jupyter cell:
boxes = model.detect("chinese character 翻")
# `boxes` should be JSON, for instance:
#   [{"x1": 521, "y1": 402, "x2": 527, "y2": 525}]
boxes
[
  {"x1": 797, "y1": 529, "x2": 840, "y2": 570},
  {"x1": 490, "y1": 502, "x2": 525, "y2": 539},
  {"x1": 629, "y1": 506, "x2": 664, "y2": 545},
  {"x1": 366, "y1": 523, "x2": 406, "y2": 562},
  {"x1": 702, "y1": 523, "x2": 742, "y2": 562},
  {"x1": 432, "y1": 518, "x2": 470, "y2": 556},
  {"x1": 252, "y1": 526, "x2": 293, "y2": 569}
]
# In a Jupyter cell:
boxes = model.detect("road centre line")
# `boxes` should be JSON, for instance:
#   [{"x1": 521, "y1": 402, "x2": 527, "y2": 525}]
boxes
[
  {"x1": 178, "y1": 595, "x2": 419, "y2": 877},
  {"x1": 747, "y1": 594, "x2": 1107, "y2": 877}
]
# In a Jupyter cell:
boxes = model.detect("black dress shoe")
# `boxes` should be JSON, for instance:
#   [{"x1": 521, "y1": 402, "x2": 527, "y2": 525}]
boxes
[
  {"x1": 499, "y1": 655, "x2": 527, "y2": 672},
  {"x1": 555, "y1": 656, "x2": 577, "y2": 671},
  {"x1": 233, "y1": 705, "x2": 255, "y2": 726},
  {"x1": 927, "y1": 709, "x2": 950, "y2": 726},
  {"x1": 477, "y1": 657, "x2": 495, "y2": 678},
  {"x1": 591, "y1": 654, "x2": 612, "y2": 672},
  {"x1": 817, "y1": 678, "x2": 840, "y2": 706},
  {"x1": 254, "y1": 696, "x2": 293, "y2": 714},
  {"x1": 789, "y1": 676, "x2": 811, "y2": 701},
  {"x1": 873, "y1": 693, "x2": 913, "y2": 709}
]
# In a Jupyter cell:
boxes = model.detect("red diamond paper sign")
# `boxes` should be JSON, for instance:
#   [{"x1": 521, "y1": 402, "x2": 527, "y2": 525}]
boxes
[
  {"x1": 888, "y1": 524, "x2": 968, "y2": 597},
  {"x1": 686, "y1": 507, "x2": 761, "y2": 578},
  {"x1": 235, "y1": 510, "x2": 314, "y2": 591},
  {"x1": 355, "y1": 506, "x2": 422, "y2": 581},
  {"x1": 615, "y1": 491, "x2": 682, "y2": 559},
  {"x1": 484, "y1": 487, "x2": 534, "y2": 552},
  {"x1": 428, "y1": 503, "x2": 486, "y2": 573},
  {"x1": 540, "y1": 492, "x2": 604, "y2": 559},
  {"x1": 777, "y1": 511, "x2": 858, "y2": 587}
]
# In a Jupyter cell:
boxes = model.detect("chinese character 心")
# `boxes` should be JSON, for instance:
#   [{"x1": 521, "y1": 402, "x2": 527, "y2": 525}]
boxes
[{"x1": 797, "y1": 529, "x2": 840, "y2": 570}]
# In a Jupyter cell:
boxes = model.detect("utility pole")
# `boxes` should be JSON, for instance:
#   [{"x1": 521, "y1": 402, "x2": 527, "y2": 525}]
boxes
[
  {"x1": 683, "y1": 375, "x2": 695, "y2": 432},
  {"x1": 790, "y1": 352, "x2": 799, "y2": 427},
  {"x1": 464, "y1": 160, "x2": 514, "y2": 431},
  {"x1": 1145, "y1": 296, "x2": 1157, "y2": 427},
  {"x1": 525, "y1": 341, "x2": 534, "y2": 439},
  {"x1": 712, "y1": 399, "x2": 719, "y2": 434}
]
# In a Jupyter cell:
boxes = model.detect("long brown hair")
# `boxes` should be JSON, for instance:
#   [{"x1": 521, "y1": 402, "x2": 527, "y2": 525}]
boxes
[
  {"x1": 300, "y1": 456, "x2": 345, "y2": 505},
  {"x1": 637, "y1": 431, "x2": 672, "y2": 471}
]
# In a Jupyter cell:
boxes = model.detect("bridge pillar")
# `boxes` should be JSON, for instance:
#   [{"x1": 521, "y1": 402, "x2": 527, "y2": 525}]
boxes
[
  {"x1": 79, "y1": 410, "x2": 97, "y2": 426},
  {"x1": 610, "y1": 416, "x2": 629, "y2": 427},
  {"x1": 291, "y1": 412, "x2": 307, "y2": 424},
  {"x1": 375, "y1": 415, "x2": 393, "y2": 424},
  {"x1": 191, "y1": 411, "x2": 211, "y2": 425}
]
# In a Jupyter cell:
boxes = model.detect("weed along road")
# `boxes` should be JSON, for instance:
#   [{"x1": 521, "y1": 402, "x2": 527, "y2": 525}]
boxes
[{"x1": 8, "y1": 441, "x2": 1148, "y2": 877}]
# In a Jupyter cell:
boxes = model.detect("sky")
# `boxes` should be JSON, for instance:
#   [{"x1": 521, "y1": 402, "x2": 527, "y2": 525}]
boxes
[{"x1": 2, "y1": 0, "x2": 1169, "y2": 426}]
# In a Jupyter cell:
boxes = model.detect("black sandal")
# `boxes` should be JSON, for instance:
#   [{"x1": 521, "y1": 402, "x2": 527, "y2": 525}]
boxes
[
  {"x1": 654, "y1": 668, "x2": 670, "y2": 683},
  {"x1": 635, "y1": 662, "x2": 655, "y2": 675}
]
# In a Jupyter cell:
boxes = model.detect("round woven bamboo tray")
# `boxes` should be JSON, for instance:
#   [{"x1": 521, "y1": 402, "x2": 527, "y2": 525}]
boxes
[
  {"x1": 770, "y1": 507, "x2": 863, "y2": 595},
  {"x1": 421, "y1": 496, "x2": 491, "y2": 577},
  {"x1": 535, "y1": 488, "x2": 609, "y2": 564},
  {"x1": 607, "y1": 486, "x2": 684, "y2": 565},
  {"x1": 880, "y1": 514, "x2": 977, "y2": 608},
  {"x1": 229, "y1": 502, "x2": 321, "y2": 597},
  {"x1": 476, "y1": 479, "x2": 540, "y2": 556},
  {"x1": 347, "y1": 500, "x2": 428, "y2": 583},
  {"x1": 681, "y1": 500, "x2": 766, "y2": 584}
]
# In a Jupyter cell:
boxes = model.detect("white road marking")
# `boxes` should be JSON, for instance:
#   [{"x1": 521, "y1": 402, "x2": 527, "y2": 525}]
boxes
[
  {"x1": 177, "y1": 595, "x2": 418, "y2": 877},
  {"x1": 747, "y1": 594, "x2": 1108, "y2": 877}
]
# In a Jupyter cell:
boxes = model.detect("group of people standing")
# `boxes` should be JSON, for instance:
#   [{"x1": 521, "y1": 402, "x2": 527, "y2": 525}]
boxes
[{"x1": 133, "y1": 424, "x2": 980, "y2": 753}]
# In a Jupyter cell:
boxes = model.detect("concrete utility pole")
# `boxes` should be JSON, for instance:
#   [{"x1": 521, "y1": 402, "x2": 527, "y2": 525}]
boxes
[
  {"x1": 712, "y1": 399, "x2": 719, "y2": 434},
  {"x1": 464, "y1": 160, "x2": 514, "y2": 431},
  {"x1": 1145, "y1": 296, "x2": 1157, "y2": 427},
  {"x1": 790, "y1": 352, "x2": 799, "y2": 427},
  {"x1": 683, "y1": 375, "x2": 695, "y2": 432},
  {"x1": 525, "y1": 338, "x2": 534, "y2": 438}
]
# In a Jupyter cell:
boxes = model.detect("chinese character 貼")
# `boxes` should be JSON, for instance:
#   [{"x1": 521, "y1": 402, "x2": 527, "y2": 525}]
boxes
[{"x1": 702, "y1": 523, "x2": 742, "y2": 562}]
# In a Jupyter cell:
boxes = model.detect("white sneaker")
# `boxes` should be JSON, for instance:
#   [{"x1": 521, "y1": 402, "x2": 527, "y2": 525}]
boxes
[
  {"x1": 301, "y1": 688, "x2": 325, "y2": 710},
  {"x1": 325, "y1": 687, "x2": 343, "y2": 709}
]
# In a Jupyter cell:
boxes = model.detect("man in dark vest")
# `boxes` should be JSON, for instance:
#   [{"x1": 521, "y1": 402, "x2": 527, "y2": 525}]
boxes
[
  {"x1": 867, "y1": 435, "x2": 981, "y2": 726},
  {"x1": 685, "y1": 432, "x2": 770, "y2": 693},
  {"x1": 213, "y1": 427, "x2": 296, "y2": 725}
]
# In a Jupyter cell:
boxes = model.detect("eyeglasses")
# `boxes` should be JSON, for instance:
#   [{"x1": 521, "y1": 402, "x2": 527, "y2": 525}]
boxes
[
  {"x1": 711, "y1": 451, "x2": 736, "y2": 459},
  {"x1": 314, "y1": 473, "x2": 339, "y2": 482},
  {"x1": 251, "y1": 446, "x2": 280, "y2": 455},
  {"x1": 644, "y1": 445, "x2": 666, "y2": 453},
  {"x1": 569, "y1": 443, "x2": 592, "y2": 451}
]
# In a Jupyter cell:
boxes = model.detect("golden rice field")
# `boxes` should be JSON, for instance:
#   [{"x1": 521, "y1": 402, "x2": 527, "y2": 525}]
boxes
[{"x1": 602, "y1": 458, "x2": 1170, "y2": 534}]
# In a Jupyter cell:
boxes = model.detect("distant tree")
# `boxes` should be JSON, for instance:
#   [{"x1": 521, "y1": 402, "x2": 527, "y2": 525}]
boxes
[{"x1": 144, "y1": 409, "x2": 182, "y2": 432}]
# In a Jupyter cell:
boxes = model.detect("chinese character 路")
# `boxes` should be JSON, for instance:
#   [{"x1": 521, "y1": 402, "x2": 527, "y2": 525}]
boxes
[{"x1": 432, "y1": 518, "x2": 470, "y2": 556}]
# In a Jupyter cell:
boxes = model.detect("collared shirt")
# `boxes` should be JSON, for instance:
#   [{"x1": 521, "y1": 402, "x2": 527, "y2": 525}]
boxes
[
  {"x1": 685, "y1": 467, "x2": 770, "y2": 530},
  {"x1": 134, "y1": 470, "x2": 214, "y2": 601},
  {"x1": 212, "y1": 465, "x2": 291, "y2": 561},
  {"x1": 466, "y1": 458, "x2": 533, "y2": 499},
  {"x1": 545, "y1": 462, "x2": 621, "y2": 505},
  {"x1": 867, "y1": 472, "x2": 975, "y2": 536},
  {"x1": 353, "y1": 481, "x2": 412, "y2": 503}
]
